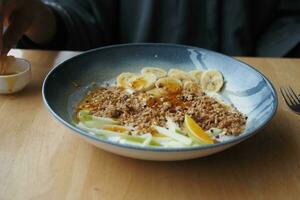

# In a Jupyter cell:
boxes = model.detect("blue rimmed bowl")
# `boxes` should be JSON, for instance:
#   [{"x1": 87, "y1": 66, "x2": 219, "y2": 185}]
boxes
[{"x1": 42, "y1": 43, "x2": 278, "y2": 161}]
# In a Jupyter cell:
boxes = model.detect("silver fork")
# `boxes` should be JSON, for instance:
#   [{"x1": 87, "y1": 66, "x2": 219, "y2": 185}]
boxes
[{"x1": 280, "y1": 86, "x2": 300, "y2": 114}]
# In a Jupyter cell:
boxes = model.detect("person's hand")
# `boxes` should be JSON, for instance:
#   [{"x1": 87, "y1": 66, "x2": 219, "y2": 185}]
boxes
[{"x1": 0, "y1": 0, "x2": 56, "y2": 55}]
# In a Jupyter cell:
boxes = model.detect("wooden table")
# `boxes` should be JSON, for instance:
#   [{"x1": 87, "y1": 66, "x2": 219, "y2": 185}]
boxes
[{"x1": 0, "y1": 49, "x2": 300, "y2": 200}]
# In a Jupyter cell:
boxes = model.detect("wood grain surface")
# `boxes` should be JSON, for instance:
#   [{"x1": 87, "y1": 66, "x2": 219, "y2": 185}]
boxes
[{"x1": 0, "y1": 50, "x2": 300, "y2": 200}]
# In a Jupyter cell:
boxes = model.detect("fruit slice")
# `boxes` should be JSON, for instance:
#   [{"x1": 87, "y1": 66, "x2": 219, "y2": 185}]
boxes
[
  {"x1": 155, "y1": 77, "x2": 182, "y2": 93},
  {"x1": 154, "y1": 125, "x2": 192, "y2": 146},
  {"x1": 166, "y1": 117, "x2": 182, "y2": 133},
  {"x1": 77, "y1": 110, "x2": 119, "y2": 126},
  {"x1": 168, "y1": 69, "x2": 194, "y2": 83},
  {"x1": 184, "y1": 114, "x2": 214, "y2": 144},
  {"x1": 146, "y1": 88, "x2": 166, "y2": 97},
  {"x1": 81, "y1": 118, "x2": 119, "y2": 129},
  {"x1": 200, "y1": 70, "x2": 224, "y2": 92},
  {"x1": 141, "y1": 67, "x2": 167, "y2": 79},
  {"x1": 183, "y1": 80, "x2": 202, "y2": 93},
  {"x1": 189, "y1": 70, "x2": 203, "y2": 84},
  {"x1": 117, "y1": 72, "x2": 136, "y2": 88},
  {"x1": 101, "y1": 125, "x2": 131, "y2": 133},
  {"x1": 128, "y1": 73, "x2": 156, "y2": 91}
]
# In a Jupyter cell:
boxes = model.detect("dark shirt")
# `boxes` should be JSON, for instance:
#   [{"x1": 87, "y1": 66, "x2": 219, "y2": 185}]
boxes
[{"x1": 20, "y1": 0, "x2": 300, "y2": 56}]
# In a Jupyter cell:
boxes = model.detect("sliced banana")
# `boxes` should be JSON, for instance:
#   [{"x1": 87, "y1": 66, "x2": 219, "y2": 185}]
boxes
[
  {"x1": 117, "y1": 72, "x2": 136, "y2": 88},
  {"x1": 141, "y1": 67, "x2": 167, "y2": 79},
  {"x1": 168, "y1": 68, "x2": 194, "y2": 83},
  {"x1": 183, "y1": 80, "x2": 202, "y2": 93},
  {"x1": 189, "y1": 70, "x2": 203, "y2": 84},
  {"x1": 155, "y1": 77, "x2": 182, "y2": 93},
  {"x1": 128, "y1": 73, "x2": 156, "y2": 91},
  {"x1": 146, "y1": 88, "x2": 166, "y2": 97},
  {"x1": 200, "y1": 70, "x2": 224, "y2": 92}
]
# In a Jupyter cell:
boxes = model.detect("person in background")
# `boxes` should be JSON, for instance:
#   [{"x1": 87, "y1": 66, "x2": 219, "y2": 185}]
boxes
[{"x1": 0, "y1": 0, "x2": 299, "y2": 57}]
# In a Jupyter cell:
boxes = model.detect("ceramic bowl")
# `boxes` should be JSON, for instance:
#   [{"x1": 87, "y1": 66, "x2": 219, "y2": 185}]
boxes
[
  {"x1": 42, "y1": 44, "x2": 278, "y2": 161},
  {"x1": 0, "y1": 58, "x2": 31, "y2": 94}
]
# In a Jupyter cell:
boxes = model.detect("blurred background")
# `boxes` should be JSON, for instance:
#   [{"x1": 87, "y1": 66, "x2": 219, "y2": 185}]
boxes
[{"x1": 15, "y1": 0, "x2": 300, "y2": 57}]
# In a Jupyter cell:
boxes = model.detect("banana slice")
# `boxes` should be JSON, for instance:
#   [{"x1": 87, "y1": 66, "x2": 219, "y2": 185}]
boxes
[
  {"x1": 168, "y1": 69, "x2": 194, "y2": 83},
  {"x1": 128, "y1": 73, "x2": 156, "y2": 91},
  {"x1": 146, "y1": 88, "x2": 166, "y2": 97},
  {"x1": 200, "y1": 70, "x2": 224, "y2": 92},
  {"x1": 189, "y1": 70, "x2": 203, "y2": 84},
  {"x1": 117, "y1": 72, "x2": 136, "y2": 88},
  {"x1": 183, "y1": 80, "x2": 202, "y2": 93},
  {"x1": 141, "y1": 67, "x2": 167, "y2": 79},
  {"x1": 155, "y1": 77, "x2": 182, "y2": 93}
]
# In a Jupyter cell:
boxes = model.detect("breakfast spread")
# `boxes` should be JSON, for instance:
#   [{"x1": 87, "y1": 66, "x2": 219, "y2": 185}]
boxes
[{"x1": 75, "y1": 67, "x2": 247, "y2": 148}]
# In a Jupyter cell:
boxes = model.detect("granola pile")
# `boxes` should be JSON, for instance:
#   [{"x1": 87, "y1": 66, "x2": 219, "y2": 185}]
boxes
[{"x1": 77, "y1": 87, "x2": 246, "y2": 136}]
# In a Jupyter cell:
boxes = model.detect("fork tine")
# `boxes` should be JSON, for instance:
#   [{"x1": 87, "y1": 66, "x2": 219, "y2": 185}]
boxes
[
  {"x1": 288, "y1": 86, "x2": 300, "y2": 104},
  {"x1": 280, "y1": 88, "x2": 293, "y2": 106},
  {"x1": 284, "y1": 87, "x2": 297, "y2": 105},
  {"x1": 282, "y1": 87, "x2": 296, "y2": 105}
]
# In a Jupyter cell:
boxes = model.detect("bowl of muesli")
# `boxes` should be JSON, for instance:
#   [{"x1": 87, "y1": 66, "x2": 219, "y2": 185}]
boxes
[{"x1": 42, "y1": 43, "x2": 277, "y2": 161}]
